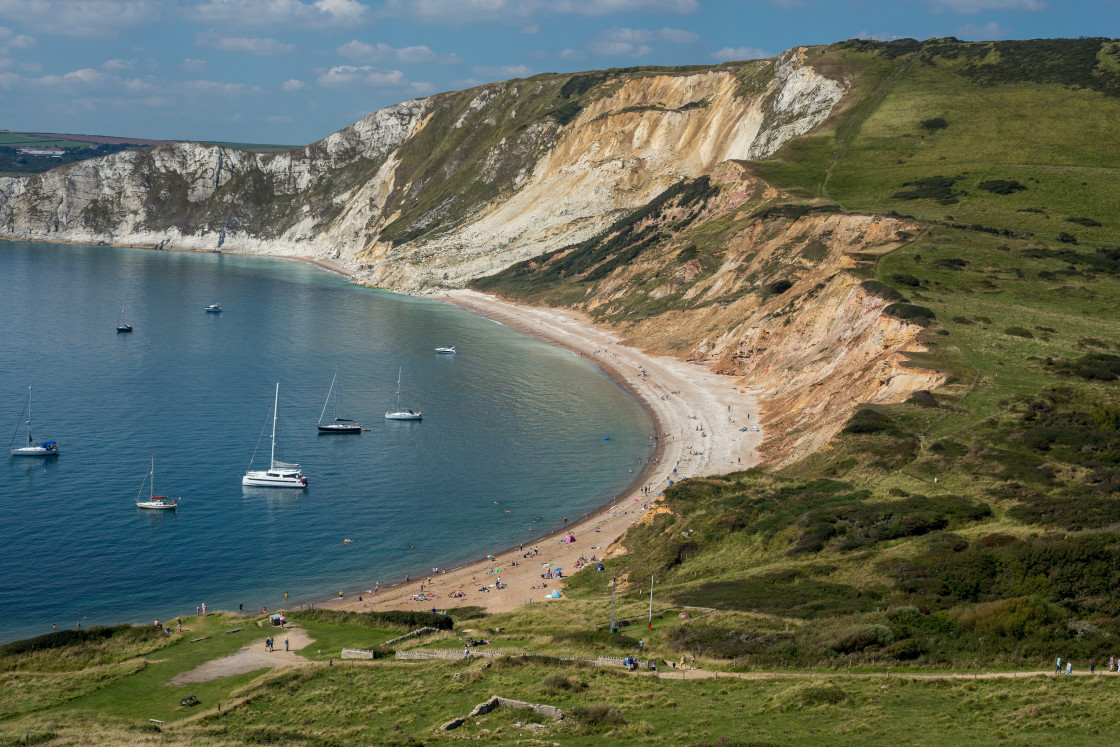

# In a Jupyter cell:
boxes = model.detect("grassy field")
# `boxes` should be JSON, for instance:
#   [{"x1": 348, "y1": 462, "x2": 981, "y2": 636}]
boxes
[{"x1": 0, "y1": 133, "x2": 92, "y2": 148}]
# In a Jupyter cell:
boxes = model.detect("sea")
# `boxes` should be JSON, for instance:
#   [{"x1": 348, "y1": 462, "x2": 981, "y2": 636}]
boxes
[{"x1": 0, "y1": 241, "x2": 652, "y2": 643}]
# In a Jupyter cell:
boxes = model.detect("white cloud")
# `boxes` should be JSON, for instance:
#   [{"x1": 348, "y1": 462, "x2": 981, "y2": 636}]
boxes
[
  {"x1": 521, "y1": 24, "x2": 539, "y2": 33},
  {"x1": 190, "y1": 0, "x2": 369, "y2": 28},
  {"x1": 0, "y1": 1, "x2": 159, "y2": 37},
  {"x1": 180, "y1": 58, "x2": 209, "y2": 72},
  {"x1": 0, "y1": 25, "x2": 35, "y2": 52},
  {"x1": 558, "y1": 48, "x2": 585, "y2": 60},
  {"x1": 197, "y1": 34, "x2": 295, "y2": 56},
  {"x1": 316, "y1": 64, "x2": 412, "y2": 88},
  {"x1": 380, "y1": 0, "x2": 697, "y2": 23},
  {"x1": 184, "y1": 79, "x2": 264, "y2": 96},
  {"x1": 35, "y1": 67, "x2": 105, "y2": 88},
  {"x1": 958, "y1": 20, "x2": 1011, "y2": 38},
  {"x1": 853, "y1": 31, "x2": 905, "y2": 42},
  {"x1": 587, "y1": 27, "x2": 697, "y2": 57},
  {"x1": 282, "y1": 78, "x2": 308, "y2": 91},
  {"x1": 0, "y1": 70, "x2": 18, "y2": 88},
  {"x1": 103, "y1": 58, "x2": 136, "y2": 71},
  {"x1": 928, "y1": 0, "x2": 1044, "y2": 13},
  {"x1": 122, "y1": 77, "x2": 154, "y2": 91},
  {"x1": 472, "y1": 63, "x2": 532, "y2": 78},
  {"x1": 711, "y1": 46, "x2": 771, "y2": 61},
  {"x1": 337, "y1": 40, "x2": 459, "y2": 64}
]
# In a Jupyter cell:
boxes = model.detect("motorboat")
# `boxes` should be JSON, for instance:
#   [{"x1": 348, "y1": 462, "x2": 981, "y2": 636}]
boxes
[
  {"x1": 205, "y1": 303, "x2": 223, "y2": 312},
  {"x1": 243, "y1": 383, "x2": 308, "y2": 488},
  {"x1": 435, "y1": 345, "x2": 456, "y2": 354},
  {"x1": 135, "y1": 456, "x2": 180, "y2": 510},
  {"x1": 385, "y1": 367, "x2": 422, "y2": 421},
  {"x1": 9, "y1": 385, "x2": 59, "y2": 456}
]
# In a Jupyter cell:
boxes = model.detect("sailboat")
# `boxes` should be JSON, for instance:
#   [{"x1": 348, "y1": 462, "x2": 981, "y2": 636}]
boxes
[
  {"x1": 116, "y1": 306, "x2": 133, "y2": 333},
  {"x1": 135, "y1": 456, "x2": 180, "y2": 510},
  {"x1": 317, "y1": 367, "x2": 363, "y2": 433},
  {"x1": 385, "y1": 367, "x2": 422, "y2": 421},
  {"x1": 9, "y1": 385, "x2": 59, "y2": 456},
  {"x1": 243, "y1": 383, "x2": 307, "y2": 488}
]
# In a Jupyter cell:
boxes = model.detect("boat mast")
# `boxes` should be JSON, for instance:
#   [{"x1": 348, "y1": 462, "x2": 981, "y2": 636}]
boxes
[
  {"x1": 271, "y1": 382, "x2": 279, "y2": 467},
  {"x1": 26, "y1": 385, "x2": 32, "y2": 445},
  {"x1": 395, "y1": 367, "x2": 402, "y2": 411},
  {"x1": 150, "y1": 456, "x2": 155, "y2": 500},
  {"x1": 318, "y1": 368, "x2": 337, "y2": 426}
]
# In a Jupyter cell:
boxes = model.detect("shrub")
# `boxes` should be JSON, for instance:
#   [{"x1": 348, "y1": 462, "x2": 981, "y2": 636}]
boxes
[
  {"x1": 764, "y1": 279, "x2": 794, "y2": 295},
  {"x1": 861, "y1": 280, "x2": 907, "y2": 303},
  {"x1": 676, "y1": 244, "x2": 698, "y2": 263},
  {"x1": 931, "y1": 257, "x2": 969, "y2": 270},
  {"x1": 1004, "y1": 327, "x2": 1034, "y2": 338},
  {"x1": 978, "y1": 179, "x2": 1026, "y2": 195},
  {"x1": 890, "y1": 272, "x2": 922, "y2": 287},
  {"x1": 1063, "y1": 353, "x2": 1120, "y2": 381},
  {"x1": 906, "y1": 390, "x2": 940, "y2": 408},
  {"x1": 1067, "y1": 217, "x2": 1102, "y2": 227},
  {"x1": 571, "y1": 704, "x2": 628, "y2": 727},
  {"x1": 919, "y1": 116, "x2": 948, "y2": 133},
  {"x1": 892, "y1": 175, "x2": 960, "y2": 203},
  {"x1": 843, "y1": 408, "x2": 892, "y2": 434},
  {"x1": 0, "y1": 625, "x2": 161, "y2": 656},
  {"x1": 883, "y1": 303, "x2": 936, "y2": 324},
  {"x1": 1056, "y1": 231, "x2": 1078, "y2": 244},
  {"x1": 830, "y1": 624, "x2": 894, "y2": 653},
  {"x1": 549, "y1": 101, "x2": 583, "y2": 126}
]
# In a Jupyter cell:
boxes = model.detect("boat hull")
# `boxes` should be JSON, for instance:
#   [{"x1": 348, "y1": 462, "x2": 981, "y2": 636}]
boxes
[
  {"x1": 136, "y1": 500, "x2": 177, "y2": 510},
  {"x1": 242, "y1": 470, "x2": 307, "y2": 488},
  {"x1": 11, "y1": 444, "x2": 59, "y2": 456},
  {"x1": 318, "y1": 424, "x2": 362, "y2": 433},
  {"x1": 117, "y1": 325, "x2": 133, "y2": 332},
  {"x1": 385, "y1": 411, "x2": 422, "y2": 421}
]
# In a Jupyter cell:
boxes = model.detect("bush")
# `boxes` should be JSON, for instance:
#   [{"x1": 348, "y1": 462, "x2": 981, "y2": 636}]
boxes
[
  {"x1": 861, "y1": 279, "x2": 907, "y2": 302},
  {"x1": 1004, "y1": 326, "x2": 1034, "y2": 338},
  {"x1": 1067, "y1": 217, "x2": 1102, "y2": 227},
  {"x1": 906, "y1": 390, "x2": 940, "y2": 408},
  {"x1": 978, "y1": 179, "x2": 1026, "y2": 195},
  {"x1": 571, "y1": 704, "x2": 627, "y2": 727},
  {"x1": 289, "y1": 609, "x2": 453, "y2": 631},
  {"x1": 890, "y1": 272, "x2": 922, "y2": 287},
  {"x1": 764, "y1": 279, "x2": 794, "y2": 295},
  {"x1": 1063, "y1": 353, "x2": 1120, "y2": 381},
  {"x1": 1056, "y1": 231, "x2": 1078, "y2": 244},
  {"x1": 883, "y1": 303, "x2": 936, "y2": 324},
  {"x1": 931, "y1": 257, "x2": 969, "y2": 270},
  {"x1": 892, "y1": 175, "x2": 960, "y2": 202},
  {"x1": 830, "y1": 624, "x2": 894, "y2": 653},
  {"x1": 919, "y1": 116, "x2": 948, "y2": 133},
  {"x1": 0, "y1": 625, "x2": 161, "y2": 657}
]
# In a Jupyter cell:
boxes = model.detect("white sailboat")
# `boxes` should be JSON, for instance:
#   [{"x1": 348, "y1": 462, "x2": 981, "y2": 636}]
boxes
[
  {"x1": 9, "y1": 385, "x2": 59, "y2": 456},
  {"x1": 135, "y1": 456, "x2": 180, "y2": 510},
  {"x1": 116, "y1": 306, "x2": 133, "y2": 332},
  {"x1": 243, "y1": 383, "x2": 308, "y2": 488},
  {"x1": 384, "y1": 367, "x2": 422, "y2": 421},
  {"x1": 317, "y1": 367, "x2": 363, "y2": 433}
]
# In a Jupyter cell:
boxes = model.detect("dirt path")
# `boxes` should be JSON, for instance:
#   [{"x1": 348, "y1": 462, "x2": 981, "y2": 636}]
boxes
[{"x1": 166, "y1": 626, "x2": 315, "y2": 685}]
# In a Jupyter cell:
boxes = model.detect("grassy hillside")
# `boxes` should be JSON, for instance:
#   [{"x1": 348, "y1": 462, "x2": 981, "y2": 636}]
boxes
[
  {"x1": 473, "y1": 37, "x2": 1120, "y2": 670},
  {"x1": 4, "y1": 38, "x2": 1120, "y2": 743}
]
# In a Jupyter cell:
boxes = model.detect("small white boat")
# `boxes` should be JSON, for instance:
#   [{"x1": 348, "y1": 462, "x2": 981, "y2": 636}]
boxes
[
  {"x1": 385, "y1": 367, "x2": 422, "y2": 421},
  {"x1": 435, "y1": 345, "x2": 456, "y2": 354},
  {"x1": 317, "y1": 366, "x2": 363, "y2": 433},
  {"x1": 9, "y1": 385, "x2": 59, "y2": 457},
  {"x1": 135, "y1": 456, "x2": 180, "y2": 510},
  {"x1": 116, "y1": 305, "x2": 133, "y2": 332},
  {"x1": 205, "y1": 303, "x2": 223, "y2": 312},
  {"x1": 244, "y1": 383, "x2": 307, "y2": 488}
]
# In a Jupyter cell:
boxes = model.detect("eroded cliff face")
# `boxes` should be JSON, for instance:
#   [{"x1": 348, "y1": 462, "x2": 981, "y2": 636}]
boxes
[
  {"x1": 477, "y1": 165, "x2": 943, "y2": 465},
  {"x1": 0, "y1": 49, "x2": 843, "y2": 292}
]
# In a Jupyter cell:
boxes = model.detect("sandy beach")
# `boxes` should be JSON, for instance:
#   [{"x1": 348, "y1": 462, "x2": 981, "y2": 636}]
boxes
[{"x1": 292, "y1": 261, "x2": 764, "y2": 616}]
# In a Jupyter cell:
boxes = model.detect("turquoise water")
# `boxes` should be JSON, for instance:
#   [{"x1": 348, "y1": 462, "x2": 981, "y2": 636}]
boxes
[{"x1": 0, "y1": 242, "x2": 652, "y2": 643}]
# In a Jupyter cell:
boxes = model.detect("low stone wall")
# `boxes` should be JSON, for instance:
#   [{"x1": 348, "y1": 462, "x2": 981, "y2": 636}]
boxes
[
  {"x1": 341, "y1": 648, "x2": 377, "y2": 660},
  {"x1": 383, "y1": 626, "x2": 440, "y2": 647},
  {"x1": 396, "y1": 648, "x2": 648, "y2": 669},
  {"x1": 441, "y1": 695, "x2": 563, "y2": 731}
]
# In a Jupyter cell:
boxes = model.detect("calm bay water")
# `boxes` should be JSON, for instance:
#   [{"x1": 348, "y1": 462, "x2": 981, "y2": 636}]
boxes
[{"x1": 0, "y1": 241, "x2": 651, "y2": 643}]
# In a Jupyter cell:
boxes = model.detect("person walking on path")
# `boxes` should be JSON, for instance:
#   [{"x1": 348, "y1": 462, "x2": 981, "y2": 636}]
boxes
[
  {"x1": 1066, "y1": 661, "x2": 1072, "y2": 675},
  {"x1": 1056, "y1": 657, "x2": 1061, "y2": 674}
]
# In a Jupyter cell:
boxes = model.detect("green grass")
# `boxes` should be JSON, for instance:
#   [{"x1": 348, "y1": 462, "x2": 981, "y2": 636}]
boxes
[{"x1": 0, "y1": 133, "x2": 91, "y2": 148}]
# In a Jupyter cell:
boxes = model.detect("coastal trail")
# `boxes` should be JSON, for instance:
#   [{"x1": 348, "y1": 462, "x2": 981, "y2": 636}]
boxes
[{"x1": 166, "y1": 626, "x2": 314, "y2": 684}]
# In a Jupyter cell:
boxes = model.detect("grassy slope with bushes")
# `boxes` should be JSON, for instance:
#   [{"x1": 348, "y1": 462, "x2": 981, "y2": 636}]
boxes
[{"x1": 5, "y1": 38, "x2": 1120, "y2": 743}]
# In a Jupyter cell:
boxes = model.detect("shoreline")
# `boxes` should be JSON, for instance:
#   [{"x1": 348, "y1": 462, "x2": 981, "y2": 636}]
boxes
[{"x1": 285, "y1": 259, "x2": 764, "y2": 616}]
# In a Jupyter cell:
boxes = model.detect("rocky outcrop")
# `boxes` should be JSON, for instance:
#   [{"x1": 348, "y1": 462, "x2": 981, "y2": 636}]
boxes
[{"x1": 0, "y1": 49, "x2": 845, "y2": 293}]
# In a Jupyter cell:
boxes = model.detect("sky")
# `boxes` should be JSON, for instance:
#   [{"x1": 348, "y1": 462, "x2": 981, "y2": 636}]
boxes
[{"x1": 0, "y1": 0, "x2": 1116, "y2": 146}]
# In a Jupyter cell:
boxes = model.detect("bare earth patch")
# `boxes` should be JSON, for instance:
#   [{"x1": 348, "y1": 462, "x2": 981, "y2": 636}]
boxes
[{"x1": 166, "y1": 626, "x2": 314, "y2": 685}]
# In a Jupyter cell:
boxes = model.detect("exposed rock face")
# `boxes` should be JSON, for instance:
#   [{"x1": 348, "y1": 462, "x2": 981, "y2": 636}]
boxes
[{"x1": 0, "y1": 49, "x2": 844, "y2": 293}]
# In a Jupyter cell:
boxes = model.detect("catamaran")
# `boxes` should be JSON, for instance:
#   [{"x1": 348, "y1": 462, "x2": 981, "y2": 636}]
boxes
[
  {"x1": 9, "y1": 385, "x2": 59, "y2": 457},
  {"x1": 384, "y1": 367, "x2": 422, "y2": 421},
  {"x1": 317, "y1": 366, "x2": 363, "y2": 433},
  {"x1": 135, "y1": 456, "x2": 180, "y2": 510},
  {"x1": 243, "y1": 383, "x2": 308, "y2": 488}
]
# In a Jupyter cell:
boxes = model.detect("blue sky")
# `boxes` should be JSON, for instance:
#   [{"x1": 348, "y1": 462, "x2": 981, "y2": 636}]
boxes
[{"x1": 0, "y1": 0, "x2": 1116, "y2": 145}]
